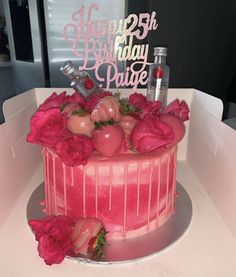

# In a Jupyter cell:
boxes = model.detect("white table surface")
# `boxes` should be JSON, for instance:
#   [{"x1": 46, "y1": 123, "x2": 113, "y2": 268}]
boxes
[{"x1": 1, "y1": 161, "x2": 235, "y2": 277}]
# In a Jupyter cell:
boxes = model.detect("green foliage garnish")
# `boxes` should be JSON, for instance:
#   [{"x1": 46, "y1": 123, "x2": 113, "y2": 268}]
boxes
[{"x1": 119, "y1": 98, "x2": 140, "y2": 115}]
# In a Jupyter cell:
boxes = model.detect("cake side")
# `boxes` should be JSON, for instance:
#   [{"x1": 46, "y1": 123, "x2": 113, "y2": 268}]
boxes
[{"x1": 43, "y1": 145, "x2": 177, "y2": 240}]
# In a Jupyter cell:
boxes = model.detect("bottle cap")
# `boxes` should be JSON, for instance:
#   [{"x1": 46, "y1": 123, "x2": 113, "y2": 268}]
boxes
[
  {"x1": 154, "y1": 47, "x2": 167, "y2": 57},
  {"x1": 60, "y1": 61, "x2": 79, "y2": 80}
]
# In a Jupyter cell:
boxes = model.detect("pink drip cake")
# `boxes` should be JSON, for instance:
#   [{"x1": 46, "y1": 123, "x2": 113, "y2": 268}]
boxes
[
  {"x1": 27, "y1": 90, "x2": 190, "y2": 241},
  {"x1": 43, "y1": 145, "x2": 177, "y2": 240}
]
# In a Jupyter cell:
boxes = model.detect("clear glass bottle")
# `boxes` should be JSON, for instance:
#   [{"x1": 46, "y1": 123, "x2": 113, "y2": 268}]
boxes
[
  {"x1": 60, "y1": 61, "x2": 102, "y2": 98},
  {"x1": 146, "y1": 47, "x2": 170, "y2": 107}
]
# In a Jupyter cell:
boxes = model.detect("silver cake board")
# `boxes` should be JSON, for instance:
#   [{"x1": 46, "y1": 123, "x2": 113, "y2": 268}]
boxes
[{"x1": 27, "y1": 182, "x2": 192, "y2": 264}]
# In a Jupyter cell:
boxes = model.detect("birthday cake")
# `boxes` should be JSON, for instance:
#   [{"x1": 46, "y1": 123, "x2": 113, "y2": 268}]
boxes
[
  {"x1": 27, "y1": 87, "x2": 189, "y2": 263},
  {"x1": 26, "y1": 5, "x2": 190, "y2": 264}
]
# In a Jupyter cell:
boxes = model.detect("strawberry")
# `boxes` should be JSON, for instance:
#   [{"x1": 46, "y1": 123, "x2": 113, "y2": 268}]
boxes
[
  {"x1": 119, "y1": 115, "x2": 138, "y2": 137},
  {"x1": 118, "y1": 115, "x2": 138, "y2": 150},
  {"x1": 91, "y1": 96, "x2": 121, "y2": 122},
  {"x1": 153, "y1": 67, "x2": 164, "y2": 79},
  {"x1": 67, "y1": 110, "x2": 95, "y2": 137},
  {"x1": 92, "y1": 124, "x2": 124, "y2": 157},
  {"x1": 70, "y1": 218, "x2": 107, "y2": 257}
]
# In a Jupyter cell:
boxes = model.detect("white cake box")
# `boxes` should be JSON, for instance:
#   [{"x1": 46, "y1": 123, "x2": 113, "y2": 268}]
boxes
[{"x1": 0, "y1": 88, "x2": 236, "y2": 276}]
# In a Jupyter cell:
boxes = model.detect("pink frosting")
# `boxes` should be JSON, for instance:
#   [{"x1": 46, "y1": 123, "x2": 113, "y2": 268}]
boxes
[{"x1": 43, "y1": 145, "x2": 177, "y2": 240}]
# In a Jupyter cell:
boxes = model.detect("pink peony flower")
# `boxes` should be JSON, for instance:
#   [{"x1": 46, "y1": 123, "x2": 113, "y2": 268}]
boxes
[
  {"x1": 39, "y1": 91, "x2": 67, "y2": 111},
  {"x1": 162, "y1": 99, "x2": 190, "y2": 121},
  {"x1": 70, "y1": 218, "x2": 106, "y2": 257},
  {"x1": 28, "y1": 216, "x2": 74, "y2": 265},
  {"x1": 27, "y1": 107, "x2": 68, "y2": 148},
  {"x1": 128, "y1": 92, "x2": 147, "y2": 109},
  {"x1": 55, "y1": 134, "x2": 94, "y2": 166},
  {"x1": 85, "y1": 91, "x2": 112, "y2": 113},
  {"x1": 130, "y1": 114, "x2": 174, "y2": 153}
]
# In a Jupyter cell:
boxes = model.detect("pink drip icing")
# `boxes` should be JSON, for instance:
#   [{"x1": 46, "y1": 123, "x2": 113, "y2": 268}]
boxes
[
  {"x1": 123, "y1": 164, "x2": 128, "y2": 238},
  {"x1": 165, "y1": 155, "x2": 170, "y2": 215},
  {"x1": 171, "y1": 149, "x2": 177, "y2": 210},
  {"x1": 46, "y1": 149, "x2": 51, "y2": 214},
  {"x1": 136, "y1": 164, "x2": 141, "y2": 216},
  {"x1": 147, "y1": 161, "x2": 153, "y2": 231},
  {"x1": 109, "y1": 165, "x2": 112, "y2": 210},
  {"x1": 52, "y1": 155, "x2": 57, "y2": 214},
  {"x1": 71, "y1": 167, "x2": 74, "y2": 187},
  {"x1": 95, "y1": 166, "x2": 98, "y2": 217},
  {"x1": 43, "y1": 148, "x2": 48, "y2": 212},
  {"x1": 63, "y1": 164, "x2": 67, "y2": 215},
  {"x1": 83, "y1": 167, "x2": 86, "y2": 218},
  {"x1": 156, "y1": 161, "x2": 161, "y2": 226}
]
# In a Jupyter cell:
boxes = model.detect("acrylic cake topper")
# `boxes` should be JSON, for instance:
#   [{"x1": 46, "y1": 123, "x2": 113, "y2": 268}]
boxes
[{"x1": 63, "y1": 4, "x2": 158, "y2": 91}]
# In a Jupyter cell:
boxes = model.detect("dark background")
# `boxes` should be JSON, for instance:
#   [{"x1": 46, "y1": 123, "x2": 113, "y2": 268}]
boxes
[
  {"x1": 128, "y1": 0, "x2": 236, "y2": 118},
  {"x1": 1, "y1": 0, "x2": 236, "y2": 121}
]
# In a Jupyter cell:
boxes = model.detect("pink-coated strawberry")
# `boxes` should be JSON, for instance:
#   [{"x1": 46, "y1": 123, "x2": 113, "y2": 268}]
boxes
[
  {"x1": 92, "y1": 125, "x2": 124, "y2": 157},
  {"x1": 70, "y1": 218, "x2": 107, "y2": 257},
  {"x1": 118, "y1": 115, "x2": 138, "y2": 137},
  {"x1": 118, "y1": 115, "x2": 138, "y2": 150},
  {"x1": 91, "y1": 96, "x2": 121, "y2": 123},
  {"x1": 67, "y1": 111, "x2": 95, "y2": 137}
]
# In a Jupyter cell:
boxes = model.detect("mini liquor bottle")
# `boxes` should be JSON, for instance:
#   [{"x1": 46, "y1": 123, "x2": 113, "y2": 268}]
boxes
[
  {"x1": 60, "y1": 61, "x2": 102, "y2": 98},
  {"x1": 147, "y1": 47, "x2": 170, "y2": 107}
]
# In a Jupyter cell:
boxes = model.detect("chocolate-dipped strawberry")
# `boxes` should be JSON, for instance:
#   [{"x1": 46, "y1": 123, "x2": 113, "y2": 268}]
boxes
[
  {"x1": 91, "y1": 96, "x2": 121, "y2": 122},
  {"x1": 67, "y1": 110, "x2": 95, "y2": 137},
  {"x1": 70, "y1": 218, "x2": 107, "y2": 258},
  {"x1": 92, "y1": 124, "x2": 124, "y2": 157}
]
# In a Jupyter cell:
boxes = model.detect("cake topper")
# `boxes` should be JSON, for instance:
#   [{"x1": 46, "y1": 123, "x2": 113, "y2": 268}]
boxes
[{"x1": 63, "y1": 4, "x2": 158, "y2": 91}]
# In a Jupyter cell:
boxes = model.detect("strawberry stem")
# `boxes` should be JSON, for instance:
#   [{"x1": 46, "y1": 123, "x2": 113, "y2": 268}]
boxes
[
  {"x1": 119, "y1": 98, "x2": 141, "y2": 115},
  {"x1": 71, "y1": 109, "x2": 87, "y2": 116},
  {"x1": 94, "y1": 120, "x2": 117, "y2": 129},
  {"x1": 94, "y1": 228, "x2": 108, "y2": 258}
]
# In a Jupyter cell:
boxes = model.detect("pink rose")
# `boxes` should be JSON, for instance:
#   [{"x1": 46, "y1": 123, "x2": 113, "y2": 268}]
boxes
[
  {"x1": 28, "y1": 216, "x2": 74, "y2": 265},
  {"x1": 140, "y1": 100, "x2": 162, "y2": 118},
  {"x1": 65, "y1": 92, "x2": 87, "y2": 108},
  {"x1": 128, "y1": 93, "x2": 146, "y2": 109},
  {"x1": 39, "y1": 91, "x2": 67, "y2": 111},
  {"x1": 27, "y1": 107, "x2": 68, "y2": 148},
  {"x1": 55, "y1": 134, "x2": 94, "y2": 166},
  {"x1": 130, "y1": 115, "x2": 174, "y2": 153},
  {"x1": 162, "y1": 99, "x2": 190, "y2": 121},
  {"x1": 85, "y1": 91, "x2": 112, "y2": 113},
  {"x1": 128, "y1": 93, "x2": 162, "y2": 118}
]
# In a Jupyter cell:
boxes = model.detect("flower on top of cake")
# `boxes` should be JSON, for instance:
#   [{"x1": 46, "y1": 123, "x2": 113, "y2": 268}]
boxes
[{"x1": 27, "y1": 90, "x2": 189, "y2": 166}]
